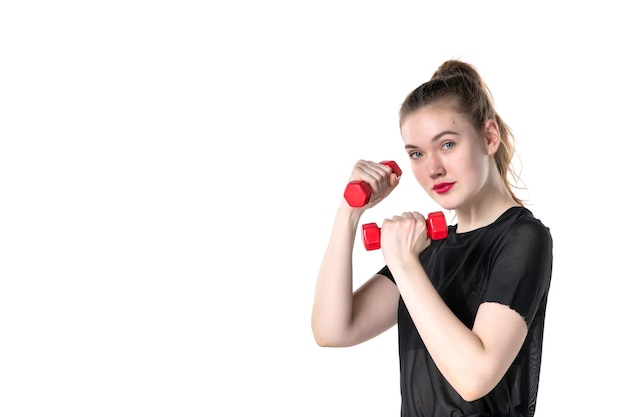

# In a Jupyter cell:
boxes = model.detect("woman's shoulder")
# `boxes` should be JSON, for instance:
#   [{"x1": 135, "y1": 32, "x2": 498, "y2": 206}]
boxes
[
  {"x1": 502, "y1": 206, "x2": 550, "y2": 229},
  {"x1": 497, "y1": 206, "x2": 553, "y2": 246}
]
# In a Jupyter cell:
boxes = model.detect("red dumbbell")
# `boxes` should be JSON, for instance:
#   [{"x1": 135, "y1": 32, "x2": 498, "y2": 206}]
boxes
[
  {"x1": 361, "y1": 211, "x2": 448, "y2": 251},
  {"x1": 343, "y1": 160, "x2": 402, "y2": 208}
]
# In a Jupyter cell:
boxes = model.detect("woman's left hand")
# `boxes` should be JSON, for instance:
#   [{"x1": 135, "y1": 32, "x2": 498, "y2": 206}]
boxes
[{"x1": 380, "y1": 211, "x2": 431, "y2": 264}]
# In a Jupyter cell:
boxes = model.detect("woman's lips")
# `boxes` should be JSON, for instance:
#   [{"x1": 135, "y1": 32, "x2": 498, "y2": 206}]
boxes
[{"x1": 433, "y1": 182, "x2": 454, "y2": 194}]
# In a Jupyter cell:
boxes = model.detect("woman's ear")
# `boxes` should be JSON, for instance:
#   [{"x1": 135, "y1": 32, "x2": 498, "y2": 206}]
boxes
[{"x1": 484, "y1": 119, "x2": 501, "y2": 156}]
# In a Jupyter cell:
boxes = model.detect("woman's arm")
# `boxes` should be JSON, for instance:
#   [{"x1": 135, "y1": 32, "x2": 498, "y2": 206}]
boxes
[
  {"x1": 311, "y1": 160, "x2": 401, "y2": 347},
  {"x1": 311, "y1": 203, "x2": 399, "y2": 347},
  {"x1": 390, "y1": 256, "x2": 527, "y2": 401}
]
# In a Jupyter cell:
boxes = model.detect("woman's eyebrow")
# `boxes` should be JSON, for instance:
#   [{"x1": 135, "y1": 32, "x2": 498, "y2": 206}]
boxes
[{"x1": 405, "y1": 131, "x2": 459, "y2": 150}]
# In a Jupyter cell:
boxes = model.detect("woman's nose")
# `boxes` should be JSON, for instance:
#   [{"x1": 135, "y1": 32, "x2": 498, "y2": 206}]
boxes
[{"x1": 428, "y1": 156, "x2": 445, "y2": 178}]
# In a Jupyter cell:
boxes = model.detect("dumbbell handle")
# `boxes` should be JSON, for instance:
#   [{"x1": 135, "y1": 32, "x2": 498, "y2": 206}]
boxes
[
  {"x1": 343, "y1": 161, "x2": 402, "y2": 208},
  {"x1": 361, "y1": 211, "x2": 448, "y2": 251}
]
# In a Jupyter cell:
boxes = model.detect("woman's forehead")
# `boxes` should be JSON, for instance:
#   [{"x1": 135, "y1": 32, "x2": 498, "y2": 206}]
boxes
[{"x1": 401, "y1": 106, "x2": 468, "y2": 139}]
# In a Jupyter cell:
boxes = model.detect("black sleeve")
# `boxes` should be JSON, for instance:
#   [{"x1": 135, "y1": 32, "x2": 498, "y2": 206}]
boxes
[
  {"x1": 483, "y1": 218, "x2": 553, "y2": 326},
  {"x1": 377, "y1": 265, "x2": 395, "y2": 284}
]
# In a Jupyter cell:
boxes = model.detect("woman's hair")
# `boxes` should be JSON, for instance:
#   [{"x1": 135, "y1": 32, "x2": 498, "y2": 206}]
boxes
[{"x1": 399, "y1": 60, "x2": 524, "y2": 206}]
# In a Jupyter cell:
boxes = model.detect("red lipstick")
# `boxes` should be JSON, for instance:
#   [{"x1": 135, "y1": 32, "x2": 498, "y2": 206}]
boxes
[{"x1": 433, "y1": 182, "x2": 454, "y2": 194}]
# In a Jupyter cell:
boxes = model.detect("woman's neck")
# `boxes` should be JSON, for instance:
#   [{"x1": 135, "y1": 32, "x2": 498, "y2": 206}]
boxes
[{"x1": 454, "y1": 177, "x2": 520, "y2": 233}]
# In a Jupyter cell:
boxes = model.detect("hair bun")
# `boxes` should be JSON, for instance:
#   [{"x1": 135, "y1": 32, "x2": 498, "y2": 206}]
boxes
[
  {"x1": 431, "y1": 60, "x2": 477, "y2": 81},
  {"x1": 431, "y1": 60, "x2": 492, "y2": 102},
  {"x1": 431, "y1": 64, "x2": 462, "y2": 79}
]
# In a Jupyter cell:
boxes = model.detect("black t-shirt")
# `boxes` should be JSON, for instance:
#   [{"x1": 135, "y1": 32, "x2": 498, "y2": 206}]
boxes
[{"x1": 378, "y1": 207, "x2": 553, "y2": 417}]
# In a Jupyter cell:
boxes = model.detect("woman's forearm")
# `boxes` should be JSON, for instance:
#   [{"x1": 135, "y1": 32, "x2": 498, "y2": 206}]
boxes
[{"x1": 311, "y1": 203, "x2": 363, "y2": 346}]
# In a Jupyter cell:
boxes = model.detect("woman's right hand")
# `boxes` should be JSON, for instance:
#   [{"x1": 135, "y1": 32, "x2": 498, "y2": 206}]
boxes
[{"x1": 344, "y1": 160, "x2": 401, "y2": 209}]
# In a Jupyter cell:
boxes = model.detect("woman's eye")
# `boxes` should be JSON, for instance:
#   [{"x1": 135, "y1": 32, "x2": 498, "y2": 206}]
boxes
[
  {"x1": 442, "y1": 141, "x2": 455, "y2": 150},
  {"x1": 409, "y1": 151, "x2": 423, "y2": 159}
]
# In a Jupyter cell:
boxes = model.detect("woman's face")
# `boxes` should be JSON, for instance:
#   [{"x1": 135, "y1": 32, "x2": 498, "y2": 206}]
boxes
[{"x1": 400, "y1": 105, "x2": 494, "y2": 211}]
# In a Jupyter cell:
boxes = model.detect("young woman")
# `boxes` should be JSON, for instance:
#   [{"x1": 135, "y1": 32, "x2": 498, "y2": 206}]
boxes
[{"x1": 311, "y1": 60, "x2": 553, "y2": 417}]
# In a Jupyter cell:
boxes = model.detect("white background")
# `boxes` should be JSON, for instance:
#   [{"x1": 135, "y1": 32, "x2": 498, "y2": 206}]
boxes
[{"x1": 1, "y1": 1, "x2": 624, "y2": 416}]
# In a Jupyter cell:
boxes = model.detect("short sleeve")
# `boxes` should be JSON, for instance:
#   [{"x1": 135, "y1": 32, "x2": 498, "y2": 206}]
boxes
[
  {"x1": 377, "y1": 265, "x2": 395, "y2": 283},
  {"x1": 483, "y1": 218, "x2": 553, "y2": 326}
]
